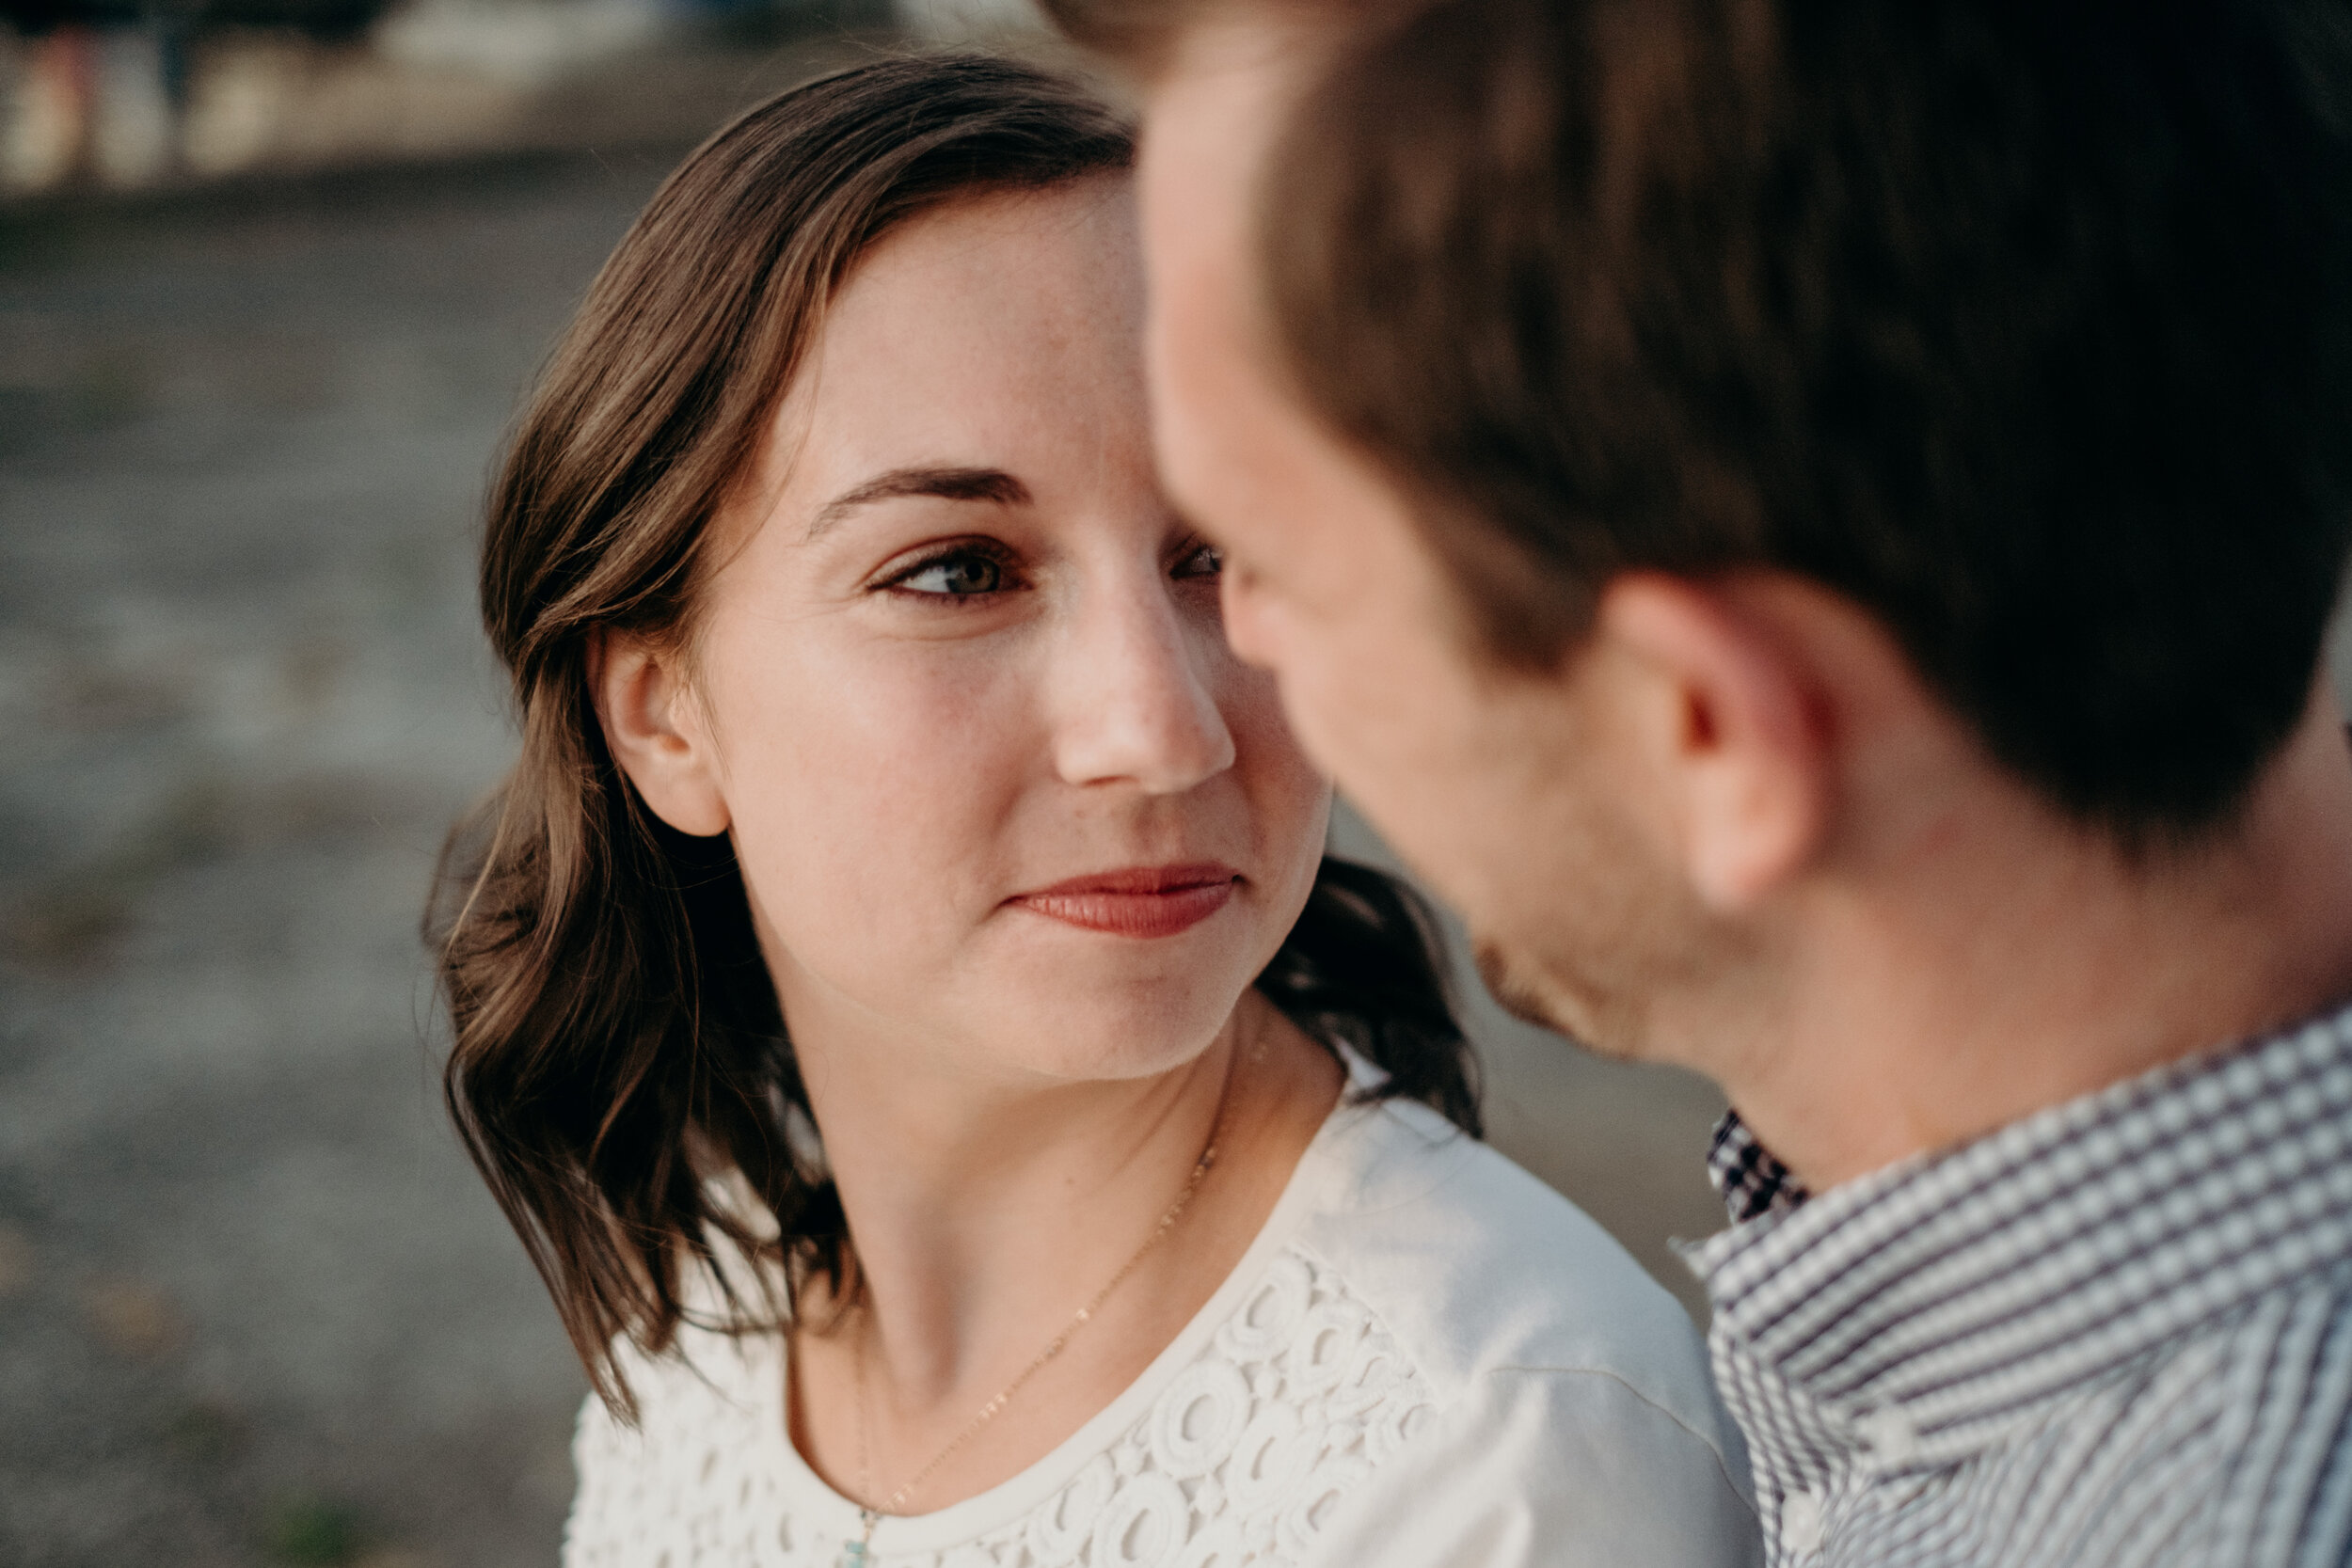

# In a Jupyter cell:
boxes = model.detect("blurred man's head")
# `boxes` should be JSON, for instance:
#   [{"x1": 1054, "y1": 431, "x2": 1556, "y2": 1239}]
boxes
[{"x1": 1050, "y1": 0, "x2": 2352, "y2": 1079}]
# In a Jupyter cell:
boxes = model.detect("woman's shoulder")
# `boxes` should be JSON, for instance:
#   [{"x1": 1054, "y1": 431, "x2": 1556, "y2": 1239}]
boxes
[
  {"x1": 1288, "y1": 1094, "x2": 1757, "y2": 1534},
  {"x1": 1302, "y1": 1097, "x2": 1701, "y2": 1371},
  {"x1": 564, "y1": 1268, "x2": 791, "y2": 1566},
  {"x1": 1152, "y1": 1092, "x2": 1756, "y2": 1567}
]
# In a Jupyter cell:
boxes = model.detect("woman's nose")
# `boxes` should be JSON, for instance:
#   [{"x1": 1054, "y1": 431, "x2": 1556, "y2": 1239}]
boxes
[{"x1": 1048, "y1": 577, "x2": 1237, "y2": 795}]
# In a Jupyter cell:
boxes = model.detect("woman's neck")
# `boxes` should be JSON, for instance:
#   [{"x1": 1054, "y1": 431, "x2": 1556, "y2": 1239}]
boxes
[
  {"x1": 784, "y1": 989, "x2": 1343, "y2": 1513},
  {"x1": 808, "y1": 1010, "x2": 1249, "y2": 1402}
]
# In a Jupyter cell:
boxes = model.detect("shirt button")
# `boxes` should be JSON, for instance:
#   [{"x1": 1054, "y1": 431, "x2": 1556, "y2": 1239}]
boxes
[
  {"x1": 1781, "y1": 1489, "x2": 1826, "y2": 1558},
  {"x1": 1858, "y1": 1405, "x2": 1918, "y2": 1468}
]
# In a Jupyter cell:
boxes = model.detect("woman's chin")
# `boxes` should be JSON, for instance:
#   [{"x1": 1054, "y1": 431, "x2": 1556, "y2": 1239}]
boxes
[{"x1": 983, "y1": 986, "x2": 1258, "y2": 1085}]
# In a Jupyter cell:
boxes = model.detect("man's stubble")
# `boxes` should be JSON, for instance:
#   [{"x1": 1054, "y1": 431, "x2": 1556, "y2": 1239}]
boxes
[{"x1": 1465, "y1": 764, "x2": 1753, "y2": 1070}]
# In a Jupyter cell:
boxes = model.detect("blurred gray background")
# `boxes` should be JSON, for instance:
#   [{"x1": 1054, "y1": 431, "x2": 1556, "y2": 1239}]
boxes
[{"x1": 0, "y1": 0, "x2": 2220, "y2": 1560}]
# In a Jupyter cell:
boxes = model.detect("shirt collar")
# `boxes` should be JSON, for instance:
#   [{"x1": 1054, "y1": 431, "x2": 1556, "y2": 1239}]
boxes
[
  {"x1": 1686, "y1": 1002, "x2": 2352, "y2": 1468},
  {"x1": 1708, "y1": 1110, "x2": 1809, "y2": 1223}
]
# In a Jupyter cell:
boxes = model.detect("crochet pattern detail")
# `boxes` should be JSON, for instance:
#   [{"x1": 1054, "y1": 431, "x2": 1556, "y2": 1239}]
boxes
[{"x1": 565, "y1": 1245, "x2": 1437, "y2": 1568}]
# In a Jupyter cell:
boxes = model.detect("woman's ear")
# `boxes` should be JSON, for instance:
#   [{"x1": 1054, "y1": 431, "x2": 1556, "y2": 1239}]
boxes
[{"x1": 590, "y1": 630, "x2": 732, "y2": 837}]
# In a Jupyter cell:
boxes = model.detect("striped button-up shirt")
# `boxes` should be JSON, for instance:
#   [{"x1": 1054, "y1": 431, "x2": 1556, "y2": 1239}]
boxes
[{"x1": 1684, "y1": 1003, "x2": 2352, "y2": 1567}]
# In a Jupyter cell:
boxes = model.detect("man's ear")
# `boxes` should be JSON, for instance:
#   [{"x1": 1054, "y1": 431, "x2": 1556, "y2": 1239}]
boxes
[
  {"x1": 1593, "y1": 572, "x2": 1829, "y2": 911},
  {"x1": 591, "y1": 630, "x2": 731, "y2": 837}
]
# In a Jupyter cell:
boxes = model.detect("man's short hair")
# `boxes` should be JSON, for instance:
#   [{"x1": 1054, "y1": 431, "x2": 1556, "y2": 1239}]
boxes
[{"x1": 1059, "y1": 0, "x2": 2352, "y2": 840}]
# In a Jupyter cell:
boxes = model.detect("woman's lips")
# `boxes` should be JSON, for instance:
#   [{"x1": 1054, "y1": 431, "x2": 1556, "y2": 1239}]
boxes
[{"x1": 1009, "y1": 863, "x2": 1242, "y2": 939}]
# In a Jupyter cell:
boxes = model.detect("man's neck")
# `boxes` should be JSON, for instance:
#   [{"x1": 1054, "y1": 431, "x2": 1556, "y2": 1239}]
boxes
[{"x1": 1724, "y1": 696, "x2": 2352, "y2": 1194}]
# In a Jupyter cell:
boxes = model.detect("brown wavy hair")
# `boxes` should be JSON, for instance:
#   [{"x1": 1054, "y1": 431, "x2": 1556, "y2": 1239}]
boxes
[{"x1": 428, "y1": 52, "x2": 1480, "y2": 1418}]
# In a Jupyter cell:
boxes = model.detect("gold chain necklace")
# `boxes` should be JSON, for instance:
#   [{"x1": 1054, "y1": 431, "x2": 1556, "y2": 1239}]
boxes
[{"x1": 834, "y1": 1036, "x2": 1258, "y2": 1567}]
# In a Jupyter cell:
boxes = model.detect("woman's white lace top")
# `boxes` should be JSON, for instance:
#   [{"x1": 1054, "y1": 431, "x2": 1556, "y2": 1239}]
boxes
[{"x1": 564, "y1": 1085, "x2": 1762, "y2": 1568}]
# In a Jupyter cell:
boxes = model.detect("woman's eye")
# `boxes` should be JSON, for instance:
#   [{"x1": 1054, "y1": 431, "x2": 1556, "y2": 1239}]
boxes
[
  {"x1": 893, "y1": 551, "x2": 1007, "y2": 596},
  {"x1": 1172, "y1": 542, "x2": 1224, "y2": 580}
]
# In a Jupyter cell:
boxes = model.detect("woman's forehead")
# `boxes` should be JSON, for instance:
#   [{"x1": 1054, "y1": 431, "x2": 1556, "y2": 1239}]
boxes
[
  {"x1": 767, "y1": 182, "x2": 1150, "y2": 500},
  {"x1": 818, "y1": 180, "x2": 1141, "y2": 391}
]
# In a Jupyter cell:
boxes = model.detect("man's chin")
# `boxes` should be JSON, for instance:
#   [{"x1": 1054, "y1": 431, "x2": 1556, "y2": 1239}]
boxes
[
  {"x1": 1472, "y1": 936, "x2": 1560, "y2": 1028},
  {"x1": 1470, "y1": 935, "x2": 1645, "y2": 1062}
]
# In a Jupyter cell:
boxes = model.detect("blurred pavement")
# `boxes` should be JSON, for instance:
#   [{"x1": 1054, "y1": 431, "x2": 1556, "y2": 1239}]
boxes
[
  {"x1": 0, "y1": 150, "x2": 1724, "y2": 1565},
  {"x1": 0, "y1": 152, "x2": 664, "y2": 1568}
]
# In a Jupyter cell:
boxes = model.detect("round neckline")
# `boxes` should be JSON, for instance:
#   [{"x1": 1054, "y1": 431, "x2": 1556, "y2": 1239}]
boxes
[{"x1": 756, "y1": 1057, "x2": 1383, "y2": 1556}]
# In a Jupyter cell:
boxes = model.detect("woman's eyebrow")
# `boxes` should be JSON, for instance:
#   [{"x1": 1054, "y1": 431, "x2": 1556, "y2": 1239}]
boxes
[{"x1": 805, "y1": 466, "x2": 1033, "y2": 541}]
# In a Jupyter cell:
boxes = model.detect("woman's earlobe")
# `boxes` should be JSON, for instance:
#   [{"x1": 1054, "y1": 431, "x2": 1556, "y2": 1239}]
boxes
[{"x1": 591, "y1": 631, "x2": 734, "y2": 837}]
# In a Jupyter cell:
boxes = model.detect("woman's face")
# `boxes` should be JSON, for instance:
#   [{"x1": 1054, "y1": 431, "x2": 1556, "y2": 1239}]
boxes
[{"x1": 639, "y1": 179, "x2": 1329, "y2": 1084}]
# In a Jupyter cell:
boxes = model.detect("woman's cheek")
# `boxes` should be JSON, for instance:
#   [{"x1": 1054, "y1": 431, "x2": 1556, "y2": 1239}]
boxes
[
  {"x1": 1227, "y1": 660, "x2": 1328, "y2": 817},
  {"x1": 724, "y1": 636, "x2": 1033, "y2": 992}
]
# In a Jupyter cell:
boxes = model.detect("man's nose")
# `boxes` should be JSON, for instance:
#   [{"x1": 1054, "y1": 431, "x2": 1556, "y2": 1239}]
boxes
[{"x1": 1047, "y1": 576, "x2": 1236, "y2": 795}]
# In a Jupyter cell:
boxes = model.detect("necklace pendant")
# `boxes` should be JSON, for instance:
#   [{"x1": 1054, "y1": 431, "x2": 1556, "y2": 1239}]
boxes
[{"x1": 839, "y1": 1509, "x2": 879, "y2": 1568}]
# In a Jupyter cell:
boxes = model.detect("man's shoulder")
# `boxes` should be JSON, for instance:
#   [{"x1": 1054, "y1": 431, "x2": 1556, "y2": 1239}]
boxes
[
  {"x1": 1848, "y1": 1262, "x2": 2352, "y2": 1567},
  {"x1": 2049, "y1": 1265, "x2": 2352, "y2": 1557}
]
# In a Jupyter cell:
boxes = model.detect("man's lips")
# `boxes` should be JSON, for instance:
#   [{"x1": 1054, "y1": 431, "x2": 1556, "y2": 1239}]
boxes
[{"x1": 1009, "y1": 863, "x2": 1242, "y2": 938}]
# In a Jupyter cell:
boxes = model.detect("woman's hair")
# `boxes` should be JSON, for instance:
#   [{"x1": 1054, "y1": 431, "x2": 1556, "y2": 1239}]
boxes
[{"x1": 428, "y1": 52, "x2": 1482, "y2": 1418}]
